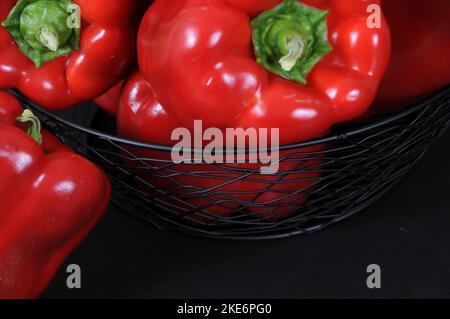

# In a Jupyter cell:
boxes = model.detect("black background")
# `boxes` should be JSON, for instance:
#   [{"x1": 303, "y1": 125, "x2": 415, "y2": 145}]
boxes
[{"x1": 42, "y1": 129, "x2": 450, "y2": 299}]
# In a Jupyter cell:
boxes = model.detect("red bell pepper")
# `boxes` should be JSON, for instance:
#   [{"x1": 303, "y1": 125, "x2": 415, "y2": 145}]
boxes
[
  {"x1": 138, "y1": 0, "x2": 391, "y2": 146},
  {"x1": 0, "y1": 0, "x2": 144, "y2": 109},
  {"x1": 0, "y1": 91, "x2": 111, "y2": 298},
  {"x1": 375, "y1": 0, "x2": 450, "y2": 111},
  {"x1": 124, "y1": 0, "x2": 390, "y2": 219}
]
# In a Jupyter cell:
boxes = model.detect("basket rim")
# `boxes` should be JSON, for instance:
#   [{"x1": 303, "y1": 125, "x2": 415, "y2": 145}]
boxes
[{"x1": 6, "y1": 86, "x2": 450, "y2": 153}]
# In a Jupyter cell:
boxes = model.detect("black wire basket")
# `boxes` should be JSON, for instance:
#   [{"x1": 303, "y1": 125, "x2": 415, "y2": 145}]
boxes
[{"x1": 8, "y1": 87, "x2": 450, "y2": 240}]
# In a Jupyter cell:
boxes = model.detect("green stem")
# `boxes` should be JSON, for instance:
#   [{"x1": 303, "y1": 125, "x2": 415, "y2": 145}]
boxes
[
  {"x1": 2, "y1": 0, "x2": 80, "y2": 67},
  {"x1": 36, "y1": 26, "x2": 61, "y2": 52},
  {"x1": 279, "y1": 34, "x2": 306, "y2": 72},
  {"x1": 252, "y1": 0, "x2": 332, "y2": 85},
  {"x1": 17, "y1": 109, "x2": 43, "y2": 146}
]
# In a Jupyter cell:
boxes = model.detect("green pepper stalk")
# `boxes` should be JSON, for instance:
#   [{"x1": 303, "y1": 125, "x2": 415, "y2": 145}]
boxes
[
  {"x1": 252, "y1": 0, "x2": 332, "y2": 85},
  {"x1": 16, "y1": 109, "x2": 43, "y2": 145},
  {"x1": 2, "y1": 0, "x2": 81, "y2": 68}
]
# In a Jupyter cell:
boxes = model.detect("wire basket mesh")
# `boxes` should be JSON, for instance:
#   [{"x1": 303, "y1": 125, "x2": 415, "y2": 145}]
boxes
[{"x1": 7, "y1": 87, "x2": 450, "y2": 240}]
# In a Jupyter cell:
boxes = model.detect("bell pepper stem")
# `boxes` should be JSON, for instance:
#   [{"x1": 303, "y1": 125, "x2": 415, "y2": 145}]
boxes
[
  {"x1": 2, "y1": 0, "x2": 80, "y2": 68},
  {"x1": 285, "y1": 0, "x2": 295, "y2": 7},
  {"x1": 37, "y1": 26, "x2": 60, "y2": 52},
  {"x1": 279, "y1": 35, "x2": 306, "y2": 72},
  {"x1": 17, "y1": 109, "x2": 43, "y2": 146},
  {"x1": 252, "y1": 0, "x2": 332, "y2": 84}
]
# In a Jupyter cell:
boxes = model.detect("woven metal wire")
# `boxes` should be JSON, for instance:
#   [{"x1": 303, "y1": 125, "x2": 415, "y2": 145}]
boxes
[{"x1": 7, "y1": 87, "x2": 450, "y2": 240}]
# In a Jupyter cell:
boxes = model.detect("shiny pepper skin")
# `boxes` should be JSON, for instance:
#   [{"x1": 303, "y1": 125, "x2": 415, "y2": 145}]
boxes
[
  {"x1": 138, "y1": 0, "x2": 391, "y2": 145},
  {"x1": 0, "y1": 0, "x2": 147, "y2": 109},
  {"x1": 0, "y1": 91, "x2": 110, "y2": 298}
]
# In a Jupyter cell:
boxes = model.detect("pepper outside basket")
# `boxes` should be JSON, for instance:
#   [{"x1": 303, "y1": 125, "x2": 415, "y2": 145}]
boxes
[{"x1": 7, "y1": 87, "x2": 450, "y2": 240}]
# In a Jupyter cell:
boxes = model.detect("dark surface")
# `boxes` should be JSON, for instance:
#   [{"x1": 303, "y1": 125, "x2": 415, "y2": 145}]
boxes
[{"x1": 42, "y1": 130, "x2": 450, "y2": 299}]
